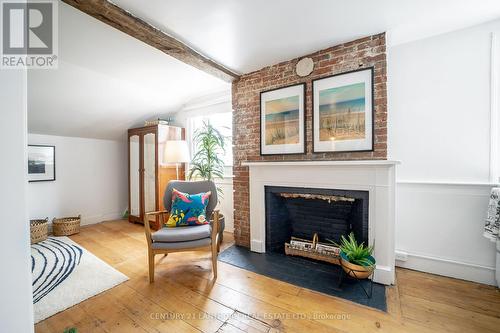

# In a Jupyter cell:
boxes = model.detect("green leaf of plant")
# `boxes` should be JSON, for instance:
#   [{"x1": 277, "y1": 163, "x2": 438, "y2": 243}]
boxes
[
  {"x1": 188, "y1": 121, "x2": 227, "y2": 198},
  {"x1": 332, "y1": 232, "x2": 375, "y2": 266}
]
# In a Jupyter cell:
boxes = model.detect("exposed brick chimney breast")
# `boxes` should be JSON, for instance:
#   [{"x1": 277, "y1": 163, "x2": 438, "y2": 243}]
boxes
[{"x1": 232, "y1": 33, "x2": 388, "y2": 247}]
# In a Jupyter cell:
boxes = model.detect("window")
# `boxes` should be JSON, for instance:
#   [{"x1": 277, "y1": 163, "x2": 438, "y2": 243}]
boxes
[{"x1": 188, "y1": 111, "x2": 233, "y2": 176}]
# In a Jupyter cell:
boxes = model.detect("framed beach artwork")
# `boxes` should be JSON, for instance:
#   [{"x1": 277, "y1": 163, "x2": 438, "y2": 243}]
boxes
[
  {"x1": 260, "y1": 83, "x2": 305, "y2": 155},
  {"x1": 312, "y1": 67, "x2": 374, "y2": 153},
  {"x1": 28, "y1": 145, "x2": 55, "y2": 182}
]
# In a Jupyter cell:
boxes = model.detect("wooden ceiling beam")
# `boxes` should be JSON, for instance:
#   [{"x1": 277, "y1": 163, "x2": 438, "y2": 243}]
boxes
[{"x1": 62, "y1": 0, "x2": 240, "y2": 82}]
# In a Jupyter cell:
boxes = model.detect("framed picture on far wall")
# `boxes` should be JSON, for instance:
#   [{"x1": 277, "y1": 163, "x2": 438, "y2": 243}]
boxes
[
  {"x1": 28, "y1": 145, "x2": 55, "y2": 182},
  {"x1": 312, "y1": 67, "x2": 374, "y2": 153},
  {"x1": 260, "y1": 83, "x2": 305, "y2": 155}
]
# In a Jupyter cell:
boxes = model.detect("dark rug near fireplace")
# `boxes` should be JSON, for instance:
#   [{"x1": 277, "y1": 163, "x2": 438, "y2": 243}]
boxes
[{"x1": 218, "y1": 245, "x2": 386, "y2": 311}]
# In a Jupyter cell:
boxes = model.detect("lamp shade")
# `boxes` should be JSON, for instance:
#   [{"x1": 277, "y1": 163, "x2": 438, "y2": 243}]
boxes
[{"x1": 163, "y1": 140, "x2": 190, "y2": 164}]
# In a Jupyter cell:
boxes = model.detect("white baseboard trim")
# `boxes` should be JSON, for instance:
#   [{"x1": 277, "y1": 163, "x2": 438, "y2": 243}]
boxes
[
  {"x1": 250, "y1": 239, "x2": 264, "y2": 252},
  {"x1": 80, "y1": 212, "x2": 123, "y2": 226},
  {"x1": 46, "y1": 212, "x2": 123, "y2": 233},
  {"x1": 374, "y1": 265, "x2": 394, "y2": 285},
  {"x1": 397, "y1": 180, "x2": 499, "y2": 186},
  {"x1": 396, "y1": 250, "x2": 497, "y2": 286}
]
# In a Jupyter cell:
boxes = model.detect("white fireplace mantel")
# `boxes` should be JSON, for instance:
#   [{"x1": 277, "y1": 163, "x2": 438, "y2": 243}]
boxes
[
  {"x1": 242, "y1": 160, "x2": 400, "y2": 167},
  {"x1": 242, "y1": 160, "x2": 400, "y2": 285}
]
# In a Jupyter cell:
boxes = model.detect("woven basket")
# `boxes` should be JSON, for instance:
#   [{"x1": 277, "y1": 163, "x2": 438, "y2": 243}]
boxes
[
  {"x1": 52, "y1": 215, "x2": 81, "y2": 236},
  {"x1": 30, "y1": 218, "x2": 49, "y2": 244},
  {"x1": 284, "y1": 233, "x2": 341, "y2": 265}
]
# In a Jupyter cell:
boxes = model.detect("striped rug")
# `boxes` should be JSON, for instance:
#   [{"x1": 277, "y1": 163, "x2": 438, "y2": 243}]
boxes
[{"x1": 31, "y1": 236, "x2": 128, "y2": 323}]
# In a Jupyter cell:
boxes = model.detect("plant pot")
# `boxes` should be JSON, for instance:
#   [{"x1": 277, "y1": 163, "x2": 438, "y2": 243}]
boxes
[{"x1": 340, "y1": 251, "x2": 375, "y2": 279}]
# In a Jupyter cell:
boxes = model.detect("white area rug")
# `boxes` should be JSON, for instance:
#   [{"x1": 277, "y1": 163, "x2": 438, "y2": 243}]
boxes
[{"x1": 31, "y1": 236, "x2": 128, "y2": 323}]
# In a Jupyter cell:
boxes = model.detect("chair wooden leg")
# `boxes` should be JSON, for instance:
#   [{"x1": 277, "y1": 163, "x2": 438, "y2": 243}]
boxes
[
  {"x1": 217, "y1": 236, "x2": 221, "y2": 253},
  {"x1": 211, "y1": 242, "x2": 218, "y2": 280},
  {"x1": 148, "y1": 250, "x2": 155, "y2": 283}
]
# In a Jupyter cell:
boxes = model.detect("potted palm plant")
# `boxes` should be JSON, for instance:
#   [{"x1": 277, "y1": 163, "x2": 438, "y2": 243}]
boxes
[
  {"x1": 188, "y1": 121, "x2": 227, "y2": 238},
  {"x1": 188, "y1": 121, "x2": 226, "y2": 186},
  {"x1": 331, "y1": 232, "x2": 375, "y2": 279}
]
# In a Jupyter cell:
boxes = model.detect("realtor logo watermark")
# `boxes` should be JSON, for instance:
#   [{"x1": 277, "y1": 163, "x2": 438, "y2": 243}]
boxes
[{"x1": 1, "y1": 0, "x2": 58, "y2": 69}]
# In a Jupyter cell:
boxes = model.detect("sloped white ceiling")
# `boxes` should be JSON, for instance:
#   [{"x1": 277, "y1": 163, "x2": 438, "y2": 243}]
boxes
[
  {"x1": 113, "y1": 0, "x2": 500, "y2": 73},
  {"x1": 27, "y1": 2, "x2": 229, "y2": 140},
  {"x1": 29, "y1": 1, "x2": 500, "y2": 140}
]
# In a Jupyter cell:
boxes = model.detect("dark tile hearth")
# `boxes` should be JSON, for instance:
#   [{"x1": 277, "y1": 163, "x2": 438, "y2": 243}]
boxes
[{"x1": 218, "y1": 245, "x2": 386, "y2": 312}]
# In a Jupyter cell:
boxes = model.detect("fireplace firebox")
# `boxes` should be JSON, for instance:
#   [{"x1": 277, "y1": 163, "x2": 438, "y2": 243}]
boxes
[{"x1": 265, "y1": 186, "x2": 369, "y2": 254}]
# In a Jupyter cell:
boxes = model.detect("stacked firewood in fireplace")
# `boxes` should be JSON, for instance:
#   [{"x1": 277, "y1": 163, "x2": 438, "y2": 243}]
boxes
[{"x1": 285, "y1": 232, "x2": 341, "y2": 265}]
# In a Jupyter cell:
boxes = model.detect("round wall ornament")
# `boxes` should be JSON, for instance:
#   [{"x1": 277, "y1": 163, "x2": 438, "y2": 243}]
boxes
[{"x1": 295, "y1": 57, "x2": 314, "y2": 77}]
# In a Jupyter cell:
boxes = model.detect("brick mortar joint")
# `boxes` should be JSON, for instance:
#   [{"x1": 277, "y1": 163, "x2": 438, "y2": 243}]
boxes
[{"x1": 231, "y1": 32, "x2": 387, "y2": 248}]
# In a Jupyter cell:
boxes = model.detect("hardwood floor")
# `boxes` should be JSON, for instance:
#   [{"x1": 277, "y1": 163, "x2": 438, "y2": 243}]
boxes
[{"x1": 35, "y1": 220, "x2": 500, "y2": 333}]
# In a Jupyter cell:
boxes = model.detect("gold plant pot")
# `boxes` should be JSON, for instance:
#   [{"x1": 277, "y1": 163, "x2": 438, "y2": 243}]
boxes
[{"x1": 340, "y1": 252, "x2": 375, "y2": 279}]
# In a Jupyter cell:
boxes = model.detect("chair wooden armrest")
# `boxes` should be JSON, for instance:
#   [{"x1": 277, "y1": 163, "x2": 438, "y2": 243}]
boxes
[
  {"x1": 144, "y1": 210, "x2": 169, "y2": 241},
  {"x1": 211, "y1": 210, "x2": 220, "y2": 252},
  {"x1": 211, "y1": 210, "x2": 220, "y2": 238},
  {"x1": 211, "y1": 210, "x2": 220, "y2": 276},
  {"x1": 145, "y1": 210, "x2": 169, "y2": 217}
]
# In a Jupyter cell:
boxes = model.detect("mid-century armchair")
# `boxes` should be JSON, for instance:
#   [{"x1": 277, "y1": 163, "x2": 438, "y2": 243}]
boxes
[{"x1": 143, "y1": 180, "x2": 221, "y2": 282}]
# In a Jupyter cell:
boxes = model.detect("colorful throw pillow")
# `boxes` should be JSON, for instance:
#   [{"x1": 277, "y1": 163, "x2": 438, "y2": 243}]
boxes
[{"x1": 166, "y1": 188, "x2": 211, "y2": 227}]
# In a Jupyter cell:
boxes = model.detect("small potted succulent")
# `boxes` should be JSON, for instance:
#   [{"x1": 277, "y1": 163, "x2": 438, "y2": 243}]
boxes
[{"x1": 331, "y1": 232, "x2": 375, "y2": 279}]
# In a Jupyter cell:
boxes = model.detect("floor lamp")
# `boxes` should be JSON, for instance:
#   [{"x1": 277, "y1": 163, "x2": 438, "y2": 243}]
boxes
[{"x1": 163, "y1": 140, "x2": 190, "y2": 180}]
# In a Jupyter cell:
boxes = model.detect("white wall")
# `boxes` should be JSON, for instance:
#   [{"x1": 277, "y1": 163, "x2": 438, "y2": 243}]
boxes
[
  {"x1": 28, "y1": 2, "x2": 229, "y2": 141},
  {"x1": 214, "y1": 178, "x2": 235, "y2": 232},
  {"x1": 0, "y1": 69, "x2": 35, "y2": 330},
  {"x1": 27, "y1": 134, "x2": 128, "y2": 226},
  {"x1": 388, "y1": 20, "x2": 500, "y2": 285}
]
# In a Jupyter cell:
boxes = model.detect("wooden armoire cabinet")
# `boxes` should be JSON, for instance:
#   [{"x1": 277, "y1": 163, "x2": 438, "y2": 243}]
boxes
[{"x1": 128, "y1": 124, "x2": 185, "y2": 228}]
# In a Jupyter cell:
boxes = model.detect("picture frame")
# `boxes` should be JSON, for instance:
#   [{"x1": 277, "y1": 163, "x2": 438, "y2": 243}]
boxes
[
  {"x1": 312, "y1": 67, "x2": 374, "y2": 153},
  {"x1": 260, "y1": 83, "x2": 306, "y2": 155},
  {"x1": 28, "y1": 145, "x2": 56, "y2": 182}
]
